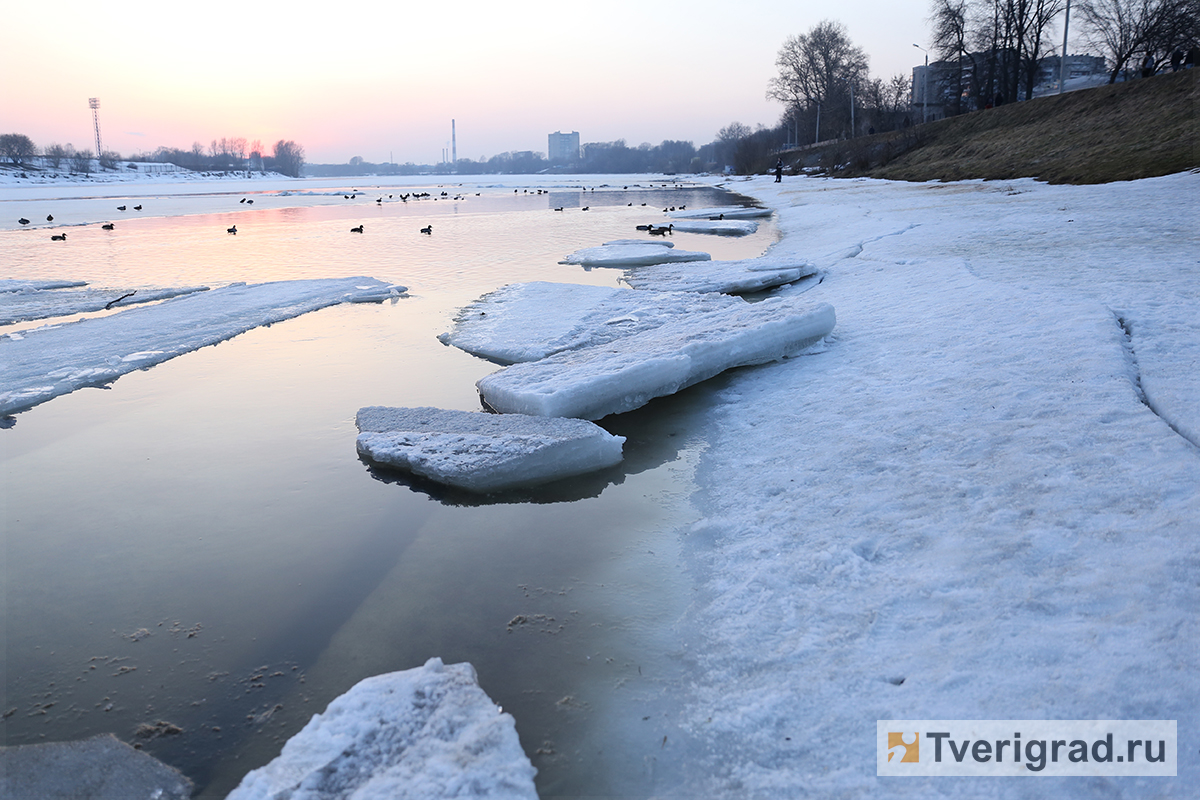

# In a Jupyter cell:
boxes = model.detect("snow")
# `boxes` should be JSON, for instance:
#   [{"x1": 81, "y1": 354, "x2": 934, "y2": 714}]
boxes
[
  {"x1": 665, "y1": 219, "x2": 758, "y2": 236},
  {"x1": 344, "y1": 283, "x2": 409, "y2": 303},
  {"x1": 622, "y1": 254, "x2": 818, "y2": 295},
  {"x1": 559, "y1": 243, "x2": 711, "y2": 267},
  {"x1": 438, "y1": 281, "x2": 743, "y2": 364},
  {"x1": 0, "y1": 277, "x2": 388, "y2": 415},
  {"x1": 0, "y1": 285, "x2": 209, "y2": 325},
  {"x1": 476, "y1": 295, "x2": 836, "y2": 419},
  {"x1": 355, "y1": 406, "x2": 625, "y2": 492},
  {"x1": 668, "y1": 205, "x2": 773, "y2": 220},
  {"x1": 226, "y1": 657, "x2": 537, "y2": 800},
  {"x1": 602, "y1": 238, "x2": 675, "y2": 248},
  {"x1": 666, "y1": 172, "x2": 1200, "y2": 797},
  {"x1": 0, "y1": 279, "x2": 88, "y2": 292}
]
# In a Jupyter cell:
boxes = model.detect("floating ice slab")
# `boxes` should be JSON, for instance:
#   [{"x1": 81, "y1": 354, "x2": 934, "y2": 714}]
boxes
[
  {"x1": 623, "y1": 256, "x2": 818, "y2": 295},
  {"x1": 603, "y1": 238, "x2": 674, "y2": 248},
  {"x1": 227, "y1": 658, "x2": 538, "y2": 800},
  {"x1": 356, "y1": 406, "x2": 624, "y2": 492},
  {"x1": 438, "y1": 281, "x2": 743, "y2": 364},
  {"x1": 344, "y1": 283, "x2": 409, "y2": 303},
  {"x1": 666, "y1": 219, "x2": 758, "y2": 236},
  {"x1": 668, "y1": 205, "x2": 772, "y2": 220},
  {"x1": 0, "y1": 278, "x2": 88, "y2": 292},
  {"x1": 560, "y1": 243, "x2": 710, "y2": 267},
  {"x1": 0, "y1": 733, "x2": 192, "y2": 799},
  {"x1": 0, "y1": 285, "x2": 210, "y2": 325},
  {"x1": 477, "y1": 296, "x2": 836, "y2": 419},
  {"x1": 0, "y1": 277, "x2": 388, "y2": 416}
]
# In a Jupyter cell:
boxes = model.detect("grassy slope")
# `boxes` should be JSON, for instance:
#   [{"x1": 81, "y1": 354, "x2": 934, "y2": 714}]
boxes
[{"x1": 786, "y1": 69, "x2": 1198, "y2": 184}]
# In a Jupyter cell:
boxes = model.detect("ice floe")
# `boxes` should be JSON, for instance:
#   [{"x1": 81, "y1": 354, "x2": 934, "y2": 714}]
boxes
[
  {"x1": 0, "y1": 285, "x2": 210, "y2": 325},
  {"x1": 602, "y1": 238, "x2": 674, "y2": 248},
  {"x1": 0, "y1": 277, "x2": 388, "y2": 415},
  {"x1": 227, "y1": 658, "x2": 537, "y2": 800},
  {"x1": 477, "y1": 295, "x2": 836, "y2": 419},
  {"x1": 0, "y1": 278, "x2": 88, "y2": 292},
  {"x1": 622, "y1": 255, "x2": 818, "y2": 295},
  {"x1": 560, "y1": 243, "x2": 710, "y2": 267},
  {"x1": 665, "y1": 219, "x2": 758, "y2": 236},
  {"x1": 438, "y1": 281, "x2": 743, "y2": 364},
  {"x1": 667, "y1": 205, "x2": 772, "y2": 220},
  {"x1": 343, "y1": 283, "x2": 409, "y2": 303},
  {"x1": 356, "y1": 406, "x2": 624, "y2": 492}
]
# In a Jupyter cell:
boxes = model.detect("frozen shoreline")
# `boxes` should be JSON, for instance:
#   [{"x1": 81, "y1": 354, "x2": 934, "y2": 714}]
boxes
[{"x1": 669, "y1": 172, "x2": 1199, "y2": 797}]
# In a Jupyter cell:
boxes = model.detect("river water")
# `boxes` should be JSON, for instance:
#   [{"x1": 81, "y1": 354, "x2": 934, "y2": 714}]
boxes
[{"x1": 1, "y1": 174, "x2": 776, "y2": 797}]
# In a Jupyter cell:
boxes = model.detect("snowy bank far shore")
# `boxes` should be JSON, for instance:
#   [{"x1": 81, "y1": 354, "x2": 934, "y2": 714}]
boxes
[{"x1": 668, "y1": 172, "x2": 1199, "y2": 797}]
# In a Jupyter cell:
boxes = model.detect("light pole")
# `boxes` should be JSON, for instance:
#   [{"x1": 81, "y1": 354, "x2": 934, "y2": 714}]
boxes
[
  {"x1": 1059, "y1": 0, "x2": 1072, "y2": 94},
  {"x1": 913, "y1": 44, "x2": 929, "y2": 123}
]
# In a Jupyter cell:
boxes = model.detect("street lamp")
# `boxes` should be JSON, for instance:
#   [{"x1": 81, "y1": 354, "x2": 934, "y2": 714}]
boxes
[{"x1": 913, "y1": 43, "x2": 929, "y2": 123}]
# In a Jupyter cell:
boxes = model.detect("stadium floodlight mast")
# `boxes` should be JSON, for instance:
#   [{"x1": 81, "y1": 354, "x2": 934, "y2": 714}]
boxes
[
  {"x1": 89, "y1": 98, "x2": 103, "y2": 161},
  {"x1": 913, "y1": 44, "x2": 929, "y2": 123},
  {"x1": 1059, "y1": 0, "x2": 1072, "y2": 94}
]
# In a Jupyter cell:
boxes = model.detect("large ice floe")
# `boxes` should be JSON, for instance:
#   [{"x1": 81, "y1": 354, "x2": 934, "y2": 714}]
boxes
[
  {"x1": 0, "y1": 277, "x2": 389, "y2": 415},
  {"x1": 438, "y1": 281, "x2": 744, "y2": 363},
  {"x1": 622, "y1": 254, "x2": 818, "y2": 294},
  {"x1": 667, "y1": 205, "x2": 772, "y2": 220},
  {"x1": 559, "y1": 243, "x2": 710, "y2": 267},
  {"x1": 602, "y1": 238, "x2": 674, "y2": 248},
  {"x1": 355, "y1": 406, "x2": 624, "y2": 492},
  {"x1": 664, "y1": 219, "x2": 758, "y2": 236},
  {"x1": 227, "y1": 658, "x2": 537, "y2": 800},
  {"x1": 476, "y1": 294, "x2": 836, "y2": 419},
  {"x1": 0, "y1": 278, "x2": 88, "y2": 292},
  {"x1": 0, "y1": 284, "x2": 210, "y2": 325}
]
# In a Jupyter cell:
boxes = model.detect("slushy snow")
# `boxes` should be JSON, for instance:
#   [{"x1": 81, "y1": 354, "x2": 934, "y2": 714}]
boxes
[
  {"x1": 438, "y1": 281, "x2": 743, "y2": 364},
  {"x1": 476, "y1": 295, "x2": 836, "y2": 419},
  {"x1": 621, "y1": 254, "x2": 818, "y2": 294},
  {"x1": 355, "y1": 406, "x2": 624, "y2": 492},
  {"x1": 559, "y1": 243, "x2": 710, "y2": 267},
  {"x1": 0, "y1": 277, "x2": 388, "y2": 415},
  {"x1": 226, "y1": 658, "x2": 537, "y2": 800}
]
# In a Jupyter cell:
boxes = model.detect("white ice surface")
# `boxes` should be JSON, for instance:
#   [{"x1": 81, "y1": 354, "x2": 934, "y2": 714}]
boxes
[
  {"x1": 0, "y1": 277, "x2": 387, "y2": 415},
  {"x1": 664, "y1": 173, "x2": 1200, "y2": 798},
  {"x1": 0, "y1": 278, "x2": 88, "y2": 292},
  {"x1": 226, "y1": 657, "x2": 537, "y2": 800},
  {"x1": 0, "y1": 285, "x2": 209, "y2": 325},
  {"x1": 343, "y1": 283, "x2": 409, "y2": 303},
  {"x1": 438, "y1": 281, "x2": 743, "y2": 364},
  {"x1": 559, "y1": 243, "x2": 710, "y2": 267},
  {"x1": 622, "y1": 254, "x2": 818, "y2": 294},
  {"x1": 664, "y1": 219, "x2": 758, "y2": 236},
  {"x1": 602, "y1": 238, "x2": 675, "y2": 248},
  {"x1": 476, "y1": 296, "x2": 836, "y2": 420},
  {"x1": 667, "y1": 205, "x2": 773, "y2": 220},
  {"x1": 355, "y1": 406, "x2": 624, "y2": 492}
]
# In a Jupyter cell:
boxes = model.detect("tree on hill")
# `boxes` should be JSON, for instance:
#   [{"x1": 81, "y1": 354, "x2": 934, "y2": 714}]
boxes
[
  {"x1": 1080, "y1": 0, "x2": 1199, "y2": 82},
  {"x1": 272, "y1": 140, "x2": 305, "y2": 177},
  {"x1": 767, "y1": 20, "x2": 870, "y2": 141},
  {"x1": 1, "y1": 133, "x2": 37, "y2": 167}
]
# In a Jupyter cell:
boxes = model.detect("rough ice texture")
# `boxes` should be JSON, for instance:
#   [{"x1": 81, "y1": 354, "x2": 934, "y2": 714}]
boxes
[
  {"x1": 559, "y1": 243, "x2": 710, "y2": 267},
  {"x1": 0, "y1": 284, "x2": 210, "y2": 325},
  {"x1": 0, "y1": 277, "x2": 387, "y2": 415},
  {"x1": 355, "y1": 406, "x2": 624, "y2": 492},
  {"x1": 602, "y1": 238, "x2": 674, "y2": 248},
  {"x1": 344, "y1": 283, "x2": 409, "y2": 303},
  {"x1": 667, "y1": 205, "x2": 772, "y2": 219},
  {"x1": 0, "y1": 733, "x2": 193, "y2": 799},
  {"x1": 663, "y1": 219, "x2": 758, "y2": 236},
  {"x1": 622, "y1": 255, "x2": 818, "y2": 295},
  {"x1": 0, "y1": 278, "x2": 88, "y2": 292},
  {"x1": 227, "y1": 658, "x2": 537, "y2": 800},
  {"x1": 438, "y1": 281, "x2": 742, "y2": 364},
  {"x1": 476, "y1": 296, "x2": 836, "y2": 419}
]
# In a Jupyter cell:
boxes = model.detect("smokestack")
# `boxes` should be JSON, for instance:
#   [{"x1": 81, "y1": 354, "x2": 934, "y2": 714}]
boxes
[{"x1": 452, "y1": 119, "x2": 457, "y2": 170}]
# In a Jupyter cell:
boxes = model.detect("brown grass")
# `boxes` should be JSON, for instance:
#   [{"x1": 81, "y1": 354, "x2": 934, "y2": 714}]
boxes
[{"x1": 781, "y1": 69, "x2": 1198, "y2": 184}]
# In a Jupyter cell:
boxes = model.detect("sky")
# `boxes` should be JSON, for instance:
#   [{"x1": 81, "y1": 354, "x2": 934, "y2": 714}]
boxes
[{"x1": 3, "y1": 1, "x2": 1015, "y2": 165}]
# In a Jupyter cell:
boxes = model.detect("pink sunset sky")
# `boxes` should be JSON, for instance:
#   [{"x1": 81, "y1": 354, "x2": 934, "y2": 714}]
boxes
[{"x1": 4, "y1": 1, "x2": 946, "y2": 164}]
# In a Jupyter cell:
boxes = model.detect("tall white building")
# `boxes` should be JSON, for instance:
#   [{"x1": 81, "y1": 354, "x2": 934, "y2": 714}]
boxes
[{"x1": 548, "y1": 131, "x2": 580, "y2": 164}]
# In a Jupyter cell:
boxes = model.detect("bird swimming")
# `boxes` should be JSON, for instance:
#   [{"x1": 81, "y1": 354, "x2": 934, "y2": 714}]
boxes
[
  {"x1": 420, "y1": 225, "x2": 432, "y2": 235},
  {"x1": 102, "y1": 223, "x2": 114, "y2": 230},
  {"x1": 18, "y1": 218, "x2": 29, "y2": 225},
  {"x1": 351, "y1": 225, "x2": 364, "y2": 233},
  {"x1": 134, "y1": 205, "x2": 142, "y2": 211},
  {"x1": 46, "y1": 214, "x2": 53, "y2": 221},
  {"x1": 117, "y1": 205, "x2": 126, "y2": 211},
  {"x1": 227, "y1": 225, "x2": 237, "y2": 234},
  {"x1": 51, "y1": 233, "x2": 67, "y2": 241}
]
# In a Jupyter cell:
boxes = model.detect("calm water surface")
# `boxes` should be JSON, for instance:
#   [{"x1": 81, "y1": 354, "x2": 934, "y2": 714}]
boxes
[{"x1": 1, "y1": 177, "x2": 776, "y2": 796}]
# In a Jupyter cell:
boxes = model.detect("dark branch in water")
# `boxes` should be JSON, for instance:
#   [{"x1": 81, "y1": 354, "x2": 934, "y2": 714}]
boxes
[{"x1": 105, "y1": 290, "x2": 137, "y2": 310}]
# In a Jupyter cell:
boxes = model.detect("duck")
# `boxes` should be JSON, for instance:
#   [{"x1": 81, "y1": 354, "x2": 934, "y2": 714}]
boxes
[
  {"x1": 554, "y1": 207, "x2": 564, "y2": 212},
  {"x1": 18, "y1": 217, "x2": 29, "y2": 225},
  {"x1": 648, "y1": 224, "x2": 674, "y2": 236},
  {"x1": 246, "y1": 199, "x2": 253, "y2": 204},
  {"x1": 350, "y1": 225, "x2": 364, "y2": 233},
  {"x1": 581, "y1": 206, "x2": 589, "y2": 211},
  {"x1": 227, "y1": 225, "x2": 237, "y2": 234},
  {"x1": 117, "y1": 205, "x2": 127, "y2": 211},
  {"x1": 102, "y1": 223, "x2": 114, "y2": 230},
  {"x1": 635, "y1": 224, "x2": 653, "y2": 231},
  {"x1": 420, "y1": 225, "x2": 432, "y2": 235},
  {"x1": 133, "y1": 205, "x2": 142, "y2": 211},
  {"x1": 240, "y1": 198, "x2": 246, "y2": 203},
  {"x1": 51, "y1": 233, "x2": 67, "y2": 241},
  {"x1": 46, "y1": 214, "x2": 54, "y2": 222}
]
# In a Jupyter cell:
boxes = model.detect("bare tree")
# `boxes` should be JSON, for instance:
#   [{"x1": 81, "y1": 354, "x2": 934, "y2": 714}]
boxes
[
  {"x1": 1078, "y1": 0, "x2": 1192, "y2": 80},
  {"x1": 0, "y1": 133, "x2": 38, "y2": 167},
  {"x1": 71, "y1": 148, "x2": 93, "y2": 175},
  {"x1": 767, "y1": 20, "x2": 870, "y2": 140},
  {"x1": 272, "y1": 140, "x2": 305, "y2": 178},
  {"x1": 45, "y1": 143, "x2": 67, "y2": 169}
]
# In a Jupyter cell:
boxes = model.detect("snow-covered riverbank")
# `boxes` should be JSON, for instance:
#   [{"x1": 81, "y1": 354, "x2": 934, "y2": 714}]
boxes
[{"x1": 672, "y1": 172, "x2": 1198, "y2": 797}]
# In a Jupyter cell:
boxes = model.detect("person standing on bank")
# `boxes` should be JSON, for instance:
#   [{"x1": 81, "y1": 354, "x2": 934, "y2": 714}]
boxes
[{"x1": 774, "y1": 158, "x2": 783, "y2": 183}]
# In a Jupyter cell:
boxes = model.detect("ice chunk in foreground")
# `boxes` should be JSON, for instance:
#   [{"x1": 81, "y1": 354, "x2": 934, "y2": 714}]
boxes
[
  {"x1": 0, "y1": 285, "x2": 209, "y2": 325},
  {"x1": 623, "y1": 255, "x2": 818, "y2": 295},
  {"x1": 665, "y1": 219, "x2": 758, "y2": 236},
  {"x1": 668, "y1": 205, "x2": 772, "y2": 219},
  {"x1": 227, "y1": 658, "x2": 537, "y2": 800},
  {"x1": 478, "y1": 296, "x2": 836, "y2": 420},
  {"x1": 560, "y1": 243, "x2": 710, "y2": 267},
  {"x1": 356, "y1": 406, "x2": 624, "y2": 492},
  {"x1": 438, "y1": 281, "x2": 742, "y2": 364},
  {"x1": 0, "y1": 277, "x2": 388, "y2": 416}
]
